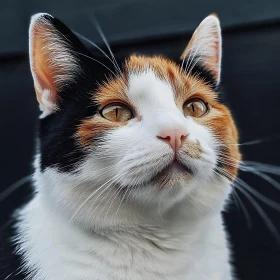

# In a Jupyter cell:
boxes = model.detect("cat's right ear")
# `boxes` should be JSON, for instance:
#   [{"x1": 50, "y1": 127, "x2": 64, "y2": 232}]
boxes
[{"x1": 29, "y1": 13, "x2": 89, "y2": 117}]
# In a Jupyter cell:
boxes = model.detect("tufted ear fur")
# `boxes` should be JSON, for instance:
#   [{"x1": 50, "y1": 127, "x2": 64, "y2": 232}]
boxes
[
  {"x1": 29, "y1": 13, "x2": 89, "y2": 117},
  {"x1": 181, "y1": 14, "x2": 222, "y2": 86}
]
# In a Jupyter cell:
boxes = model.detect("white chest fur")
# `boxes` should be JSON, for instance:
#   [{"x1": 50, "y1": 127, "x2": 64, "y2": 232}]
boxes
[{"x1": 15, "y1": 195, "x2": 232, "y2": 280}]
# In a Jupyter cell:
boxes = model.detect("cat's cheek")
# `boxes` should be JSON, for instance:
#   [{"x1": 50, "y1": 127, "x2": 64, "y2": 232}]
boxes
[
  {"x1": 183, "y1": 117, "x2": 217, "y2": 160},
  {"x1": 196, "y1": 106, "x2": 241, "y2": 180},
  {"x1": 75, "y1": 117, "x2": 124, "y2": 148}
]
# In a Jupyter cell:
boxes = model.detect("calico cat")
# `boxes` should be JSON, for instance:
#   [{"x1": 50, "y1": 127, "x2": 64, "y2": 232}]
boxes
[{"x1": 11, "y1": 13, "x2": 240, "y2": 280}]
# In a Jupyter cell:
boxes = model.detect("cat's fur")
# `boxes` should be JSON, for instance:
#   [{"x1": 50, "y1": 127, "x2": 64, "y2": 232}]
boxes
[{"x1": 13, "y1": 13, "x2": 240, "y2": 280}]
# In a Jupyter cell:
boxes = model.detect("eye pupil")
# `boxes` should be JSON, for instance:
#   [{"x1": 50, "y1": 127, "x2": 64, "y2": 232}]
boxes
[
  {"x1": 115, "y1": 107, "x2": 118, "y2": 117},
  {"x1": 191, "y1": 103, "x2": 195, "y2": 112}
]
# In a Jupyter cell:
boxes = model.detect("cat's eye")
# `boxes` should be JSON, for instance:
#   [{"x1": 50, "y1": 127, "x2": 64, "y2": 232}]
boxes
[
  {"x1": 183, "y1": 98, "x2": 209, "y2": 118},
  {"x1": 100, "y1": 103, "x2": 133, "y2": 122}
]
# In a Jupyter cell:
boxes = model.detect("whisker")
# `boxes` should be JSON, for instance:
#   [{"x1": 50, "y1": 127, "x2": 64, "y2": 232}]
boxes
[
  {"x1": 70, "y1": 50, "x2": 118, "y2": 78},
  {"x1": 70, "y1": 172, "x2": 124, "y2": 221},
  {"x1": 215, "y1": 166, "x2": 280, "y2": 211},
  {"x1": 87, "y1": 173, "x2": 125, "y2": 219},
  {"x1": 217, "y1": 158, "x2": 240, "y2": 168},
  {"x1": 180, "y1": 53, "x2": 188, "y2": 74},
  {"x1": 88, "y1": 15, "x2": 122, "y2": 75},
  {"x1": 102, "y1": 185, "x2": 123, "y2": 221},
  {"x1": 246, "y1": 169, "x2": 280, "y2": 191},
  {"x1": 0, "y1": 175, "x2": 33, "y2": 202},
  {"x1": 232, "y1": 189, "x2": 252, "y2": 228},
  {"x1": 227, "y1": 135, "x2": 280, "y2": 146},
  {"x1": 184, "y1": 37, "x2": 204, "y2": 75},
  {"x1": 114, "y1": 184, "x2": 132, "y2": 220},
  {"x1": 242, "y1": 161, "x2": 280, "y2": 176},
  {"x1": 186, "y1": 53, "x2": 203, "y2": 80},
  {"x1": 85, "y1": 178, "x2": 117, "y2": 221},
  {"x1": 216, "y1": 152, "x2": 241, "y2": 163},
  {"x1": 213, "y1": 168, "x2": 280, "y2": 241},
  {"x1": 235, "y1": 184, "x2": 280, "y2": 243},
  {"x1": 84, "y1": 171, "x2": 128, "y2": 221},
  {"x1": 54, "y1": 28, "x2": 120, "y2": 79},
  {"x1": 180, "y1": 50, "x2": 193, "y2": 74},
  {"x1": 73, "y1": 31, "x2": 118, "y2": 70}
]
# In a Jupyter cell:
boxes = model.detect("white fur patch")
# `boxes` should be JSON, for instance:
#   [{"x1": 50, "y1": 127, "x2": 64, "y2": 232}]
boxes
[
  {"x1": 38, "y1": 89, "x2": 58, "y2": 118},
  {"x1": 16, "y1": 191, "x2": 232, "y2": 280}
]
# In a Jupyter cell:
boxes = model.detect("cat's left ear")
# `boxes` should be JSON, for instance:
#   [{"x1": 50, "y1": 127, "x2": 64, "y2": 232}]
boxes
[{"x1": 181, "y1": 14, "x2": 222, "y2": 86}]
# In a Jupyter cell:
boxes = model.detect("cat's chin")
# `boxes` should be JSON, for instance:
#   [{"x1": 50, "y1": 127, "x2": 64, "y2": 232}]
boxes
[
  {"x1": 116, "y1": 160, "x2": 193, "y2": 190},
  {"x1": 127, "y1": 159, "x2": 193, "y2": 189}
]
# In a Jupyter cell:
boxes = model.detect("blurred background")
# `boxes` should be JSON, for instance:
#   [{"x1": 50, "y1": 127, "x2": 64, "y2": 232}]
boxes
[{"x1": 1, "y1": 1, "x2": 280, "y2": 279}]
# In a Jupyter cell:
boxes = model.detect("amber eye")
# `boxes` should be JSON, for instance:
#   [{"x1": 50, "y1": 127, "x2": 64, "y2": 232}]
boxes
[
  {"x1": 100, "y1": 102, "x2": 133, "y2": 122},
  {"x1": 183, "y1": 98, "x2": 209, "y2": 118}
]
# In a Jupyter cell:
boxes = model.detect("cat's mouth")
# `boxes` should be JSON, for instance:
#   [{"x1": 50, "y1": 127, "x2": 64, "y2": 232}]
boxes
[
  {"x1": 165, "y1": 159, "x2": 193, "y2": 173},
  {"x1": 150, "y1": 159, "x2": 194, "y2": 184}
]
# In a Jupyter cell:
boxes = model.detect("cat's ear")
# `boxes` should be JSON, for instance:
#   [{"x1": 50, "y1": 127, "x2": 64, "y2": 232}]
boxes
[
  {"x1": 29, "y1": 13, "x2": 87, "y2": 117},
  {"x1": 181, "y1": 14, "x2": 222, "y2": 86}
]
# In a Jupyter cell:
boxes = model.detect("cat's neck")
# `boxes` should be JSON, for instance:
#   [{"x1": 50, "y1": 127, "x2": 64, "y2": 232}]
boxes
[{"x1": 15, "y1": 193, "x2": 231, "y2": 280}]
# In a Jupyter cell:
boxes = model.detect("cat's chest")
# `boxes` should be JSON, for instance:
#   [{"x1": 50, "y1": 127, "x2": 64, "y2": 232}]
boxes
[
  {"x1": 15, "y1": 197, "x2": 231, "y2": 280},
  {"x1": 25, "y1": 248, "x2": 231, "y2": 280},
  {"x1": 25, "y1": 241, "x2": 229, "y2": 280},
  {"x1": 42, "y1": 246, "x2": 188, "y2": 280}
]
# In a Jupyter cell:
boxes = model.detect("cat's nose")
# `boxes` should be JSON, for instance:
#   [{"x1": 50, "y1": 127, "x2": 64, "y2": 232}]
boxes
[{"x1": 157, "y1": 126, "x2": 188, "y2": 152}]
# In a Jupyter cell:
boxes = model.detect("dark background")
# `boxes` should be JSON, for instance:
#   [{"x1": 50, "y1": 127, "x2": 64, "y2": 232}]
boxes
[{"x1": 1, "y1": 1, "x2": 280, "y2": 279}]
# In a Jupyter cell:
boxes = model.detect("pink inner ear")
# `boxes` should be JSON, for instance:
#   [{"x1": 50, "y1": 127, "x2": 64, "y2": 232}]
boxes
[
  {"x1": 30, "y1": 21, "x2": 59, "y2": 104},
  {"x1": 203, "y1": 29, "x2": 221, "y2": 81}
]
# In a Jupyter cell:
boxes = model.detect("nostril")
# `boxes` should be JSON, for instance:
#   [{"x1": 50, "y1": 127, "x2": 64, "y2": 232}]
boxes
[
  {"x1": 157, "y1": 135, "x2": 171, "y2": 142},
  {"x1": 180, "y1": 134, "x2": 187, "y2": 142}
]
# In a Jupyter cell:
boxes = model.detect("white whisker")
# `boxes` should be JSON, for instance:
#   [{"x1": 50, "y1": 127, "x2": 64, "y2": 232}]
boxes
[
  {"x1": 88, "y1": 16, "x2": 122, "y2": 75},
  {"x1": 70, "y1": 172, "x2": 125, "y2": 221},
  {"x1": 232, "y1": 189, "x2": 252, "y2": 228},
  {"x1": 235, "y1": 184, "x2": 280, "y2": 243},
  {"x1": 70, "y1": 50, "x2": 118, "y2": 78},
  {"x1": 0, "y1": 175, "x2": 33, "y2": 202},
  {"x1": 73, "y1": 31, "x2": 118, "y2": 70}
]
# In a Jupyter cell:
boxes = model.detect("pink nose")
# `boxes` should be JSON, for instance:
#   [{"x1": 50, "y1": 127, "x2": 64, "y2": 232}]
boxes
[{"x1": 158, "y1": 127, "x2": 187, "y2": 152}]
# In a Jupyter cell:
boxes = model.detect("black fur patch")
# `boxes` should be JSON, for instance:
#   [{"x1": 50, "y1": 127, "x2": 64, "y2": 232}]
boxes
[
  {"x1": 175, "y1": 55, "x2": 218, "y2": 90},
  {"x1": 38, "y1": 15, "x2": 125, "y2": 173}
]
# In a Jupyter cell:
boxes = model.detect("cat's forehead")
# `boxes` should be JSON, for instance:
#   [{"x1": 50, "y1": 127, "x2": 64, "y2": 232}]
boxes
[
  {"x1": 94, "y1": 55, "x2": 216, "y2": 108},
  {"x1": 127, "y1": 69, "x2": 175, "y2": 109}
]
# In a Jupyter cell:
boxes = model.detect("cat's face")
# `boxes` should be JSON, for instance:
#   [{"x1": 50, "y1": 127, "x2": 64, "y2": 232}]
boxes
[{"x1": 30, "y1": 13, "x2": 240, "y2": 227}]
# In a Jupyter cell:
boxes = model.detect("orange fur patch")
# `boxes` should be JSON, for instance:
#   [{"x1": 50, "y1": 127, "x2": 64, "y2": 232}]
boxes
[
  {"x1": 94, "y1": 75, "x2": 131, "y2": 109},
  {"x1": 202, "y1": 104, "x2": 241, "y2": 179},
  {"x1": 77, "y1": 116, "x2": 123, "y2": 147}
]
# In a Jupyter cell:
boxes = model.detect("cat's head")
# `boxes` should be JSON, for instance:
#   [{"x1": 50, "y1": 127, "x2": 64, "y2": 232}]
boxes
[{"x1": 29, "y1": 13, "x2": 240, "y2": 228}]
